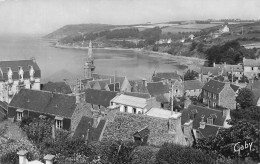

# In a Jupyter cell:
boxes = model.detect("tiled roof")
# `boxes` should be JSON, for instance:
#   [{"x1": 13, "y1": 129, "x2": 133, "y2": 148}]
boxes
[
  {"x1": 111, "y1": 94, "x2": 147, "y2": 108},
  {"x1": 202, "y1": 79, "x2": 226, "y2": 94},
  {"x1": 184, "y1": 80, "x2": 203, "y2": 91},
  {"x1": 108, "y1": 83, "x2": 120, "y2": 92},
  {"x1": 123, "y1": 92, "x2": 151, "y2": 99},
  {"x1": 73, "y1": 116, "x2": 107, "y2": 142},
  {"x1": 9, "y1": 89, "x2": 77, "y2": 118},
  {"x1": 84, "y1": 88, "x2": 117, "y2": 107},
  {"x1": 0, "y1": 60, "x2": 41, "y2": 80},
  {"x1": 147, "y1": 82, "x2": 169, "y2": 96},
  {"x1": 198, "y1": 125, "x2": 222, "y2": 139},
  {"x1": 243, "y1": 58, "x2": 260, "y2": 67},
  {"x1": 0, "y1": 100, "x2": 8, "y2": 111},
  {"x1": 181, "y1": 104, "x2": 225, "y2": 129},
  {"x1": 146, "y1": 108, "x2": 172, "y2": 119},
  {"x1": 42, "y1": 82, "x2": 72, "y2": 94},
  {"x1": 154, "y1": 72, "x2": 181, "y2": 80},
  {"x1": 152, "y1": 76, "x2": 163, "y2": 82},
  {"x1": 201, "y1": 67, "x2": 222, "y2": 75}
]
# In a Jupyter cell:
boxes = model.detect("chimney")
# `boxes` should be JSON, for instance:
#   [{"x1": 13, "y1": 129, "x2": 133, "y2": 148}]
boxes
[
  {"x1": 183, "y1": 120, "x2": 193, "y2": 139},
  {"x1": 213, "y1": 62, "x2": 216, "y2": 67},
  {"x1": 92, "y1": 115, "x2": 101, "y2": 128},
  {"x1": 17, "y1": 150, "x2": 28, "y2": 164},
  {"x1": 168, "y1": 112, "x2": 182, "y2": 134},
  {"x1": 222, "y1": 108, "x2": 230, "y2": 118},
  {"x1": 199, "y1": 115, "x2": 205, "y2": 129},
  {"x1": 44, "y1": 154, "x2": 55, "y2": 164},
  {"x1": 142, "y1": 78, "x2": 147, "y2": 87},
  {"x1": 184, "y1": 97, "x2": 191, "y2": 109},
  {"x1": 31, "y1": 57, "x2": 36, "y2": 63},
  {"x1": 223, "y1": 108, "x2": 231, "y2": 128}
]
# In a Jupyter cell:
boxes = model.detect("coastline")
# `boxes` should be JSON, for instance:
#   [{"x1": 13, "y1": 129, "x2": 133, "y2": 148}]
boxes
[{"x1": 54, "y1": 44, "x2": 206, "y2": 69}]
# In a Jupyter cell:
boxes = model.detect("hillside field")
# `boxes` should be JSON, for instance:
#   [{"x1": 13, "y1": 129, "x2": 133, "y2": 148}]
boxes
[{"x1": 162, "y1": 24, "x2": 220, "y2": 34}]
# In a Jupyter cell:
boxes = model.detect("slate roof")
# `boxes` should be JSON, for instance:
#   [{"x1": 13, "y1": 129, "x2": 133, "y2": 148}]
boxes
[
  {"x1": 111, "y1": 94, "x2": 148, "y2": 108},
  {"x1": 153, "y1": 72, "x2": 181, "y2": 81},
  {"x1": 152, "y1": 76, "x2": 163, "y2": 82},
  {"x1": 198, "y1": 125, "x2": 222, "y2": 139},
  {"x1": 215, "y1": 64, "x2": 243, "y2": 73},
  {"x1": 184, "y1": 80, "x2": 203, "y2": 91},
  {"x1": 92, "y1": 73, "x2": 126, "y2": 86},
  {"x1": 84, "y1": 88, "x2": 117, "y2": 107},
  {"x1": 202, "y1": 79, "x2": 226, "y2": 94},
  {"x1": 147, "y1": 82, "x2": 169, "y2": 96},
  {"x1": 96, "y1": 79, "x2": 111, "y2": 90},
  {"x1": 230, "y1": 84, "x2": 240, "y2": 92},
  {"x1": 201, "y1": 67, "x2": 222, "y2": 75},
  {"x1": 213, "y1": 75, "x2": 225, "y2": 82},
  {"x1": 42, "y1": 82, "x2": 72, "y2": 94},
  {"x1": 0, "y1": 60, "x2": 41, "y2": 81},
  {"x1": 73, "y1": 116, "x2": 107, "y2": 142},
  {"x1": 243, "y1": 58, "x2": 260, "y2": 67},
  {"x1": 0, "y1": 100, "x2": 8, "y2": 111},
  {"x1": 9, "y1": 89, "x2": 77, "y2": 118},
  {"x1": 133, "y1": 127, "x2": 150, "y2": 138},
  {"x1": 108, "y1": 83, "x2": 120, "y2": 92},
  {"x1": 123, "y1": 92, "x2": 151, "y2": 99},
  {"x1": 181, "y1": 104, "x2": 225, "y2": 129}
]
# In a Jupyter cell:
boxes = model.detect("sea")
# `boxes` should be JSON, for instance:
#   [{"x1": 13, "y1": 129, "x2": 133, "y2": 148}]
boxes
[{"x1": 0, "y1": 34, "x2": 187, "y2": 83}]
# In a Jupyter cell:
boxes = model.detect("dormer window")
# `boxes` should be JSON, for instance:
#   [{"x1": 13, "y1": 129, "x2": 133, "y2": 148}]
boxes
[
  {"x1": 18, "y1": 67, "x2": 24, "y2": 81},
  {"x1": 55, "y1": 116, "x2": 63, "y2": 129},
  {"x1": 207, "y1": 117, "x2": 213, "y2": 125},
  {"x1": 29, "y1": 65, "x2": 35, "y2": 81},
  {"x1": 16, "y1": 109, "x2": 24, "y2": 121},
  {"x1": 7, "y1": 67, "x2": 13, "y2": 82}
]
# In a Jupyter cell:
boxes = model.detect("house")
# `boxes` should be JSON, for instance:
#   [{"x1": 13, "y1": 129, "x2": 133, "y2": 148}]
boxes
[
  {"x1": 243, "y1": 57, "x2": 260, "y2": 79},
  {"x1": 84, "y1": 88, "x2": 117, "y2": 111},
  {"x1": 73, "y1": 115, "x2": 107, "y2": 142},
  {"x1": 220, "y1": 25, "x2": 230, "y2": 33},
  {"x1": 147, "y1": 82, "x2": 170, "y2": 109},
  {"x1": 92, "y1": 73, "x2": 132, "y2": 92},
  {"x1": 214, "y1": 63, "x2": 243, "y2": 80},
  {"x1": 110, "y1": 94, "x2": 159, "y2": 114},
  {"x1": 189, "y1": 34, "x2": 195, "y2": 40},
  {"x1": 152, "y1": 72, "x2": 182, "y2": 84},
  {"x1": 201, "y1": 79, "x2": 236, "y2": 109},
  {"x1": 181, "y1": 104, "x2": 231, "y2": 140},
  {"x1": 200, "y1": 67, "x2": 223, "y2": 83},
  {"x1": 156, "y1": 38, "x2": 172, "y2": 44},
  {"x1": 41, "y1": 81, "x2": 72, "y2": 94},
  {"x1": 184, "y1": 80, "x2": 203, "y2": 97},
  {"x1": 8, "y1": 89, "x2": 87, "y2": 131},
  {"x1": 170, "y1": 80, "x2": 184, "y2": 97},
  {"x1": 129, "y1": 79, "x2": 149, "y2": 93},
  {"x1": 0, "y1": 59, "x2": 41, "y2": 104}
]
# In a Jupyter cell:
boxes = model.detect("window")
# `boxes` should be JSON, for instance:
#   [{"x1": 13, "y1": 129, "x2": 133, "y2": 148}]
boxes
[
  {"x1": 207, "y1": 118, "x2": 213, "y2": 125},
  {"x1": 213, "y1": 94, "x2": 216, "y2": 99},
  {"x1": 204, "y1": 90, "x2": 207, "y2": 96},
  {"x1": 252, "y1": 67, "x2": 254, "y2": 71},
  {"x1": 208, "y1": 92, "x2": 211, "y2": 97},
  {"x1": 124, "y1": 106, "x2": 127, "y2": 112},
  {"x1": 55, "y1": 116, "x2": 63, "y2": 129},
  {"x1": 213, "y1": 102, "x2": 216, "y2": 107},
  {"x1": 133, "y1": 108, "x2": 136, "y2": 114},
  {"x1": 17, "y1": 112, "x2": 23, "y2": 121}
]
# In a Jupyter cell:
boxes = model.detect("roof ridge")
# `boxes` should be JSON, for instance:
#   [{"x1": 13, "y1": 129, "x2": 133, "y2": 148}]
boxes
[{"x1": 189, "y1": 104, "x2": 223, "y2": 113}]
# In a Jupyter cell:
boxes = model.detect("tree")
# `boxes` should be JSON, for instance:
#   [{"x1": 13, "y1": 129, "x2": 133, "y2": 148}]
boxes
[
  {"x1": 156, "y1": 143, "x2": 215, "y2": 164},
  {"x1": 231, "y1": 106, "x2": 260, "y2": 127},
  {"x1": 236, "y1": 88, "x2": 255, "y2": 109},
  {"x1": 194, "y1": 120, "x2": 260, "y2": 162},
  {"x1": 184, "y1": 69, "x2": 199, "y2": 80}
]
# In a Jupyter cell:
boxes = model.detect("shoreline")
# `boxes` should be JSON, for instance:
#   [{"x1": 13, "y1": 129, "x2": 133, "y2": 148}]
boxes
[{"x1": 54, "y1": 44, "x2": 206, "y2": 69}]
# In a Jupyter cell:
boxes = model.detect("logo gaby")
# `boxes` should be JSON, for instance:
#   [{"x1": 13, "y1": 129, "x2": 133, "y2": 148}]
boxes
[{"x1": 234, "y1": 141, "x2": 253, "y2": 154}]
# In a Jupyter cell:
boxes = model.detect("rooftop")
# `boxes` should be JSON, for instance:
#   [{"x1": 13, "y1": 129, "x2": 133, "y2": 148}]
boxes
[
  {"x1": 42, "y1": 81, "x2": 72, "y2": 94},
  {"x1": 202, "y1": 79, "x2": 226, "y2": 94},
  {"x1": 147, "y1": 82, "x2": 169, "y2": 96},
  {"x1": 146, "y1": 108, "x2": 172, "y2": 119},
  {"x1": 243, "y1": 58, "x2": 260, "y2": 67},
  {"x1": 111, "y1": 94, "x2": 147, "y2": 108},
  {"x1": 184, "y1": 80, "x2": 203, "y2": 91}
]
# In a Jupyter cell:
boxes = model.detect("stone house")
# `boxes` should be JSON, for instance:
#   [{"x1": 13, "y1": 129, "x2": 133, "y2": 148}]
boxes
[
  {"x1": 214, "y1": 62, "x2": 243, "y2": 80},
  {"x1": 0, "y1": 59, "x2": 41, "y2": 104},
  {"x1": 7, "y1": 89, "x2": 87, "y2": 131},
  {"x1": 200, "y1": 67, "x2": 223, "y2": 83},
  {"x1": 147, "y1": 82, "x2": 170, "y2": 109},
  {"x1": 243, "y1": 57, "x2": 260, "y2": 79},
  {"x1": 184, "y1": 80, "x2": 203, "y2": 97},
  {"x1": 201, "y1": 79, "x2": 236, "y2": 109}
]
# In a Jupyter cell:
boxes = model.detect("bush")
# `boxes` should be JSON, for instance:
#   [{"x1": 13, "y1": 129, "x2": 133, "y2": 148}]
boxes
[{"x1": 156, "y1": 143, "x2": 215, "y2": 164}]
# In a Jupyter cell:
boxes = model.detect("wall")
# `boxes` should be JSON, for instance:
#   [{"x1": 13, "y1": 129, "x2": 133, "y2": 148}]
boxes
[
  {"x1": 219, "y1": 85, "x2": 236, "y2": 109},
  {"x1": 71, "y1": 103, "x2": 85, "y2": 132}
]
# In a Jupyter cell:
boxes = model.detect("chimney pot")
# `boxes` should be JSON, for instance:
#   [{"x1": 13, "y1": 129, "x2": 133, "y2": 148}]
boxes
[
  {"x1": 44, "y1": 154, "x2": 55, "y2": 164},
  {"x1": 17, "y1": 150, "x2": 28, "y2": 164}
]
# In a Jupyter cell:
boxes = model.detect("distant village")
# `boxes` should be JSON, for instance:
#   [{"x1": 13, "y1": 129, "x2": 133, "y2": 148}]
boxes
[{"x1": 0, "y1": 38, "x2": 260, "y2": 163}]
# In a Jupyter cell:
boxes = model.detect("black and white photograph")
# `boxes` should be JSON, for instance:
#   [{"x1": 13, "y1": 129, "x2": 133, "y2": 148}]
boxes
[{"x1": 0, "y1": 0, "x2": 259, "y2": 163}]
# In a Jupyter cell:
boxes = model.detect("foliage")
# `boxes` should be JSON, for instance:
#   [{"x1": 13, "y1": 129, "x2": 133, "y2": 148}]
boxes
[
  {"x1": 156, "y1": 143, "x2": 215, "y2": 164},
  {"x1": 190, "y1": 41, "x2": 198, "y2": 51},
  {"x1": 106, "y1": 28, "x2": 139, "y2": 39},
  {"x1": 236, "y1": 88, "x2": 255, "y2": 109},
  {"x1": 231, "y1": 106, "x2": 260, "y2": 127},
  {"x1": 0, "y1": 151, "x2": 19, "y2": 164},
  {"x1": 194, "y1": 120, "x2": 260, "y2": 162},
  {"x1": 141, "y1": 27, "x2": 162, "y2": 45},
  {"x1": 0, "y1": 123, "x2": 7, "y2": 137},
  {"x1": 19, "y1": 116, "x2": 34, "y2": 130},
  {"x1": 184, "y1": 69, "x2": 199, "y2": 80},
  {"x1": 131, "y1": 146, "x2": 159, "y2": 164},
  {"x1": 239, "y1": 75, "x2": 249, "y2": 83}
]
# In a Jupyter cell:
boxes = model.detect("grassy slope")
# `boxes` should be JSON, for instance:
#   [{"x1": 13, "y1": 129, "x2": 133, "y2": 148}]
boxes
[{"x1": 44, "y1": 24, "x2": 117, "y2": 39}]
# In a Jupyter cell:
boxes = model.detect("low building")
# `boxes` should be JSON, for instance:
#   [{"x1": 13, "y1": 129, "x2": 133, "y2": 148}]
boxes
[
  {"x1": 110, "y1": 94, "x2": 159, "y2": 114},
  {"x1": 201, "y1": 80, "x2": 236, "y2": 109},
  {"x1": 184, "y1": 80, "x2": 203, "y2": 97},
  {"x1": 0, "y1": 59, "x2": 41, "y2": 104},
  {"x1": 8, "y1": 89, "x2": 87, "y2": 131},
  {"x1": 243, "y1": 57, "x2": 260, "y2": 79}
]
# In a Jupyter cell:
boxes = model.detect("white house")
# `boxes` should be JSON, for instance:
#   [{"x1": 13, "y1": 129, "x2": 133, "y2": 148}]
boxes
[
  {"x1": 243, "y1": 57, "x2": 260, "y2": 79},
  {"x1": 110, "y1": 94, "x2": 156, "y2": 114},
  {"x1": 0, "y1": 59, "x2": 41, "y2": 104}
]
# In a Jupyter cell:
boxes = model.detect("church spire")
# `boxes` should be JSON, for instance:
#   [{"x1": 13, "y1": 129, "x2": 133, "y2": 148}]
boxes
[
  {"x1": 88, "y1": 40, "x2": 93, "y2": 62},
  {"x1": 84, "y1": 40, "x2": 95, "y2": 79}
]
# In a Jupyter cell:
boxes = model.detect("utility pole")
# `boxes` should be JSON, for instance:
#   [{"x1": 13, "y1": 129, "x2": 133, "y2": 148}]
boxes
[{"x1": 171, "y1": 82, "x2": 174, "y2": 115}]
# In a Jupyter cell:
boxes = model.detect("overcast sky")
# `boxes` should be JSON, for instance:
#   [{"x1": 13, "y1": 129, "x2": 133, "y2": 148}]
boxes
[{"x1": 0, "y1": 0, "x2": 259, "y2": 34}]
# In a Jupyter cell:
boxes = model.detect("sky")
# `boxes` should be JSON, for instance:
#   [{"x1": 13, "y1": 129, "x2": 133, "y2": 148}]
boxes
[{"x1": 0, "y1": 0, "x2": 259, "y2": 34}]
